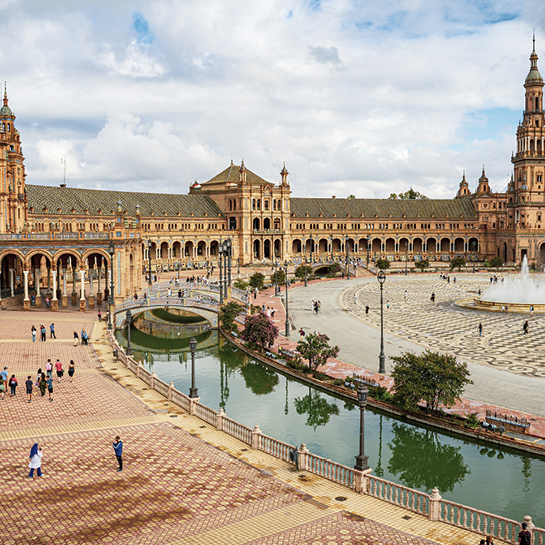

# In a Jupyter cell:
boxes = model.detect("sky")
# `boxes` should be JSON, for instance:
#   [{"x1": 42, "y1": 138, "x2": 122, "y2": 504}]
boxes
[{"x1": 1, "y1": 0, "x2": 544, "y2": 199}]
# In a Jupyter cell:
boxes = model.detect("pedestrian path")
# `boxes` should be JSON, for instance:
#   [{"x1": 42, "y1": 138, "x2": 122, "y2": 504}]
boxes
[{"x1": 0, "y1": 307, "x2": 498, "y2": 545}]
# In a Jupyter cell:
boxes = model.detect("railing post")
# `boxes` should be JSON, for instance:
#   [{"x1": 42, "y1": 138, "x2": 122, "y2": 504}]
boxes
[
  {"x1": 168, "y1": 381, "x2": 174, "y2": 401},
  {"x1": 428, "y1": 487, "x2": 442, "y2": 521},
  {"x1": 150, "y1": 372, "x2": 157, "y2": 389},
  {"x1": 354, "y1": 468, "x2": 372, "y2": 494},
  {"x1": 524, "y1": 516, "x2": 535, "y2": 531},
  {"x1": 137, "y1": 362, "x2": 143, "y2": 379},
  {"x1": 297, "y1": 443, "x2": 308, "y2": 471},
  {"x1": 188, "y1": 397, "x2": 199, "y2": 415},
  {"x1": 252, "y1": 424, "x2": 262, "y2": 449},
  {"x1": 216, "y1": 408, "x2": 225, "y2": 431}
]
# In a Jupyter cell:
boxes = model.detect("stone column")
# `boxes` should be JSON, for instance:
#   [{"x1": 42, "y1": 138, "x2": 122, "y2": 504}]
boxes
[
  {"x1": 428, "y1": 487, "x2": 442, "y2": 521},
  {"x1": 62, "y1": 269, "x2": 68, "y2": 307},
  {"x1": 51, "y1": 270, "x2": 58, "y2": 311},
  {"x1": 79, "y1": 269, "x2": 86, "y2": 312},
  {"x1": 47, "y1": 266, "x2": 51, "y2": 290},
  {"x1": 88, "y1": 262, "x2": 95, "y2": 308},
  {"x1": 23, "y1": 270, "x2": 30, "y2": 309},
  {"x1": 9, "y1": 268, "x2": 14, "y2": 297},
  {"x1": 35, "y1": 270, "x2": 42, "y2": 307},
  {"x1": 71, "y1": 263, "x2": 77, "y2": 305},
  {"x1": 97, "y1": 259, "x2": 103, "y2": 305}
]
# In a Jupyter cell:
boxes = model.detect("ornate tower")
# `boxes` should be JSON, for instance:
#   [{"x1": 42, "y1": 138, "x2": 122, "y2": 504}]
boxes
[{"x1": 0, "y1": 85, "x2": 27, "y2": 232}]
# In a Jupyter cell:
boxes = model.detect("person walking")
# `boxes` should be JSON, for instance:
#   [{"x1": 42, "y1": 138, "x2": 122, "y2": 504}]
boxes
[
  {"x1": 68, "y1": 360, "x2": 75, "y2": 382},
  {"x1": 530, "y1": 305, "x2": 534, "y2": 318},
  {"x1": 98, "y1": 309, "x2": 102, "y2": 322},
  {"x1": 113, "y1": 436, "x2": 123, "y2": 472},
  {"x1": 519, "y1": 522, "x2": 532, "y2": 545},
  {"x1": 55, "y1": 359, "x2": 64, "y2": 383},
  {"x1": 0, "y1": 377, "x2": 4, "y2": 400},
  {"x1": 73, "y1": 330, "x2": 79, "y2": 347},
  {"x1": 50, "y1": 323, "x2": 56, "y2": 339},
  {"x1": 28, "y1": 443, "x2": 44, "y2": 478},
  {"x1": 38, "y1": 374, "x2": 47, "y2": 397},
  {"x1": 45, "y1": 359, "x2": 53, "y2": 379},
  {"x1": 1, "y1": 366, "x2": 7, "y2": 393},
  {"x1": 9, "y1": 375, "x2": 17, "y2": 397},
  {"x1": 25, "y1": 376, "x2": 34, "y2": 403},
  {"x1": 40, "y1": 325, "x2": 46, "y2": 342},
  {"x1": 430, "y1": 292, "x2": 435, "y2": 303},
  {"x1": 46, "y1": 376, "x2": 53, "y2": 401},
  {"x1": 299, "y1": 328, "x2": 305, "y2": 341},
  {"x1": 523, "y1": 320, "x2": 529, "y2": 335},
  {"x1": 31, "y1": 325, "x2": 36, "y2": 342},
  {"x1": 478, "y1": 323, "x2": 483, "y2": 338},
  {"x1": 365, "y1": 305, "x2": 369, "y2": 316}
]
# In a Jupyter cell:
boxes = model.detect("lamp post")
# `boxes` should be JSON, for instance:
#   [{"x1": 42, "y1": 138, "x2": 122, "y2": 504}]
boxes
[
  {"x1": 126, "y1": 308, "x2": 133, "y2": 356},
  {"x1": 404, "y1": 241, "x2": 408, "y2": 276},
  {"x1": 304, "y1": 241, "x2": 308, "y2": 287},
  {"x1": 107, "y1": 242, "x2": 114, "y2": 331},
  {"x1": 345, "y1": 236, "x2": 350, "y2": 279},
  {"x1": 222, "y1": 240, "x2": 229, "y2": 299},
  {"x1": 237, "y1": 257, "x2": 240, "y2": 277},
  {"x1": 309, "y1": 234, "x2": 313, "y2": 281},
  {"x1": 354, "y1": 381, "x2": 370, "y2": 471},
  {"x1": 284, "y1": 260, "x2": 290, "y2": 337},
  {"x1": 378, "y1": 271, "x2": 386, "y2": 375},
  {"x1": 366, "y1": 237, "x2": 370, "y2": 268},
  {"x1": 148, "y1": 239, "x2": 153, "y2": 287},
  {"x1": 189, "y1": 337, "x2": 198, "y2": 398},
  {"x1": 472, "y1": 240, "x2": 477, "y2": 274},
  {"x1": 274, "y1": 258, "x2": 279, "y2": 296},
  {"x1": 218, "y1": 245, "x2": 223, "y2": 304},
  {"x1": 226, "y1": 238, "x2": 232, "y2": 288}
]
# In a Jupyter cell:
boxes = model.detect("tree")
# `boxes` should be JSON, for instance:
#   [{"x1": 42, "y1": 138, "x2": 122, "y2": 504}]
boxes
[
  {"x1": 219, "y1": 301, "x2": 245, "y2": 332},
  {"x1": 248, "y1": 272, "x2": 265, "y2": 290},
  {"x1": 375, "y1": 258, "x2": 390, "y2": 270},
  {"x1": 296, "y1": 332, "x2": 339, "y2": 375},
  {"x1": 294, "y1": 389, "x2": 340, "y2": 430},
  {"x1": 391, "y1": 350, "x2": 473, "y2": 414},
  {"x1": 414, "y1": 259, "x2": 429, "y2": 271},
  {"x1": 295, "y1": 264, "x2": 313, "y2": 279},
  {"x1": 270, "y1": 269, "x2": 286, "y2": 285},
  {"x1": 347, "y1": 194, "x2": 356, "y2": 199},
  {"x1": 388, "y1": 188, "x2": 428, "y2": 200},
  {"x1": 450, "y1": 256, "x2": 466, "y2": 271},
  {"x1": 233, "y1": 278, "x2": 248, "y2": 291},
  {"x1": 241, "y1": 312, "x2": 278, "y2": 351},
  {"x1": 328, "y1": 262, "x2": 340, "y2": 275},
  {"x1": 489, "y1": 256, "x2": 504, "y2": 270}
]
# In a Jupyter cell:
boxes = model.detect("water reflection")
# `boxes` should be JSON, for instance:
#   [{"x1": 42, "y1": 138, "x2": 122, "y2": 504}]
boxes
[
  {"x1": 240, "y1": 362, "x2": 279, "y2": 395},
  {"x1": 387, "y1": 423, "x2": 470, "y2": 493},
  {"x1": 294, "y1": 388, "x2": 340, "y2": 431}
]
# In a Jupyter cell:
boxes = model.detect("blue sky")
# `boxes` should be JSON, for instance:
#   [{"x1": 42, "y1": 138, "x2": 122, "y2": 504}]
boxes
[{"x1": 0, "y1": 0, "x2": 542, "y2": 198}]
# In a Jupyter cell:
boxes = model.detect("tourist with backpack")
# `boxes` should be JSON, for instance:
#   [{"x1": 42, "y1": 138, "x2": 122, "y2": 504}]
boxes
[{"x1": 519, "y1": 522, "x2": 532, "y2": 545}]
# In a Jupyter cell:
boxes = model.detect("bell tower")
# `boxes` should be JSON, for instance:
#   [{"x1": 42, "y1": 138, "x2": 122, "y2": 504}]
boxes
[{"x1": 0, "y1": 84, "x2": 27, "y2": 232}]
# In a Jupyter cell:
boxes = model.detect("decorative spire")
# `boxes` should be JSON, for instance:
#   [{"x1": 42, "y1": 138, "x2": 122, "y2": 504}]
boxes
[
  {"x1": 526, "y1": 34, "x2": 543, "y2": 85},
  {"x1": 3, "y1": 82, "x2": 7, "y2": 107}
]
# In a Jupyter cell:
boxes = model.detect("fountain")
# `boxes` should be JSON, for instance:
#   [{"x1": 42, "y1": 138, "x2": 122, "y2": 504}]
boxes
[{"x1": 474, "y1": 256, "x2": 545, "y2": 312}]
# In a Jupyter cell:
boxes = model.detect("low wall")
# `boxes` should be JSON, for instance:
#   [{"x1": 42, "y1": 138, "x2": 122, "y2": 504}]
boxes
[{"x1": 105, "y1": 332, "x2": 544, "y2": 544}]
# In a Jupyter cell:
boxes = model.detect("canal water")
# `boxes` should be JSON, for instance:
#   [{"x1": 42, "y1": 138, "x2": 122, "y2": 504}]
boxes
[{"x1": 117, "y1": 324, "x2": 544, "y2": 525}]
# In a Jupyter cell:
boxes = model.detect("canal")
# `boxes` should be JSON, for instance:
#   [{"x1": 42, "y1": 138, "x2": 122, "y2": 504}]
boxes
[{"x1": 117, "y1": 320, "x2": 544, "y2": 525}]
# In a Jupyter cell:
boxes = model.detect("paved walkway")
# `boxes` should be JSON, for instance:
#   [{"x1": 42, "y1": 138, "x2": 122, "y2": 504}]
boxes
[
  {"x1": 0, "y1": 307, "x2": 495, "y2": 545},
  {"x1": 254, "y1": 275, "x2": 545, "y2": 438}
]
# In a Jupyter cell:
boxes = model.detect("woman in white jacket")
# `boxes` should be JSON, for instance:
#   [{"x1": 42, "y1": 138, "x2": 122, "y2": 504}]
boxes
[{"x1": 28, "y1": 443, "x2": 43, "y2": 478}]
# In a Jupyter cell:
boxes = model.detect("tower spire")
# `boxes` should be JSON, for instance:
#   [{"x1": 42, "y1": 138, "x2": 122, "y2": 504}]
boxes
[{"x1": 3, "y1": 82, "x2": 7, "y2": 107}]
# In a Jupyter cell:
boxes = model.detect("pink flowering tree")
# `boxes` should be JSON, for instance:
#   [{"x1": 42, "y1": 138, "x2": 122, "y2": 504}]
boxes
[
  {"x1": 241, "y1": 311, "x2": 279, "y2": 351},
  {"x1": 297, "y1": 332, "x2": 339, "y2": 376}
]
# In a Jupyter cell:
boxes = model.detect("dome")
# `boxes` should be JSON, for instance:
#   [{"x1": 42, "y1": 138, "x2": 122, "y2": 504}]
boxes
[
  {"x1": 525, "y1": 68, "x2": 543, "y2": 84},
  {"x1": 0, "y1": 104, "x2": 12, "y2": 116}
]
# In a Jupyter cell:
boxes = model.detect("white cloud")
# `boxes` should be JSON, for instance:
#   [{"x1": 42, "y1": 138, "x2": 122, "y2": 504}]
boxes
[{"x1": 0, "y1": 0, "x2": 539, "y2": 199}]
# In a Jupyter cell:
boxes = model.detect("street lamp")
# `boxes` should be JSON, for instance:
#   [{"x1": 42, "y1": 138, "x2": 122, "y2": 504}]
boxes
[
  {"x1": 354, "y1": 381, "x2": 370, "y2": 471},
  {"x1": 126, "y1": 309, "x2": 133, "y2": 356},
  {"x1": 378, "y1": 271, "x2": 386, "y2": 375},
  {"x1": 222, "y1": 240, "x2": 229, "y2": 299},
  {"x1": 274, "y1": 258, "x2": 279, "y2": 296},
  {"x1": 404, "y1": 241, "x2": 408, "y2": 276},
  {"x1": 472, "y1": 240, "x2": 477, "y2": 274},
  {"x1": 107, "y1": 242, "x2": 115, "y2": 331},
  {"x1": 189, "y1": 337, "x2": 198, "y2": 398},
  {"x1": 226, "y1": 239, "x2": 232, "y2": 288},
  {"x1": 148, "y1": 239, "x2": 153, "y2": 287},
  {"x1": 284, "y1": 260, "x2": 290, "y2": 337},
  {"x1": 345, "y1": 236, "x2": 350, "y2": 279},
  {"x1": 366, "y1": 237, "x2": 370, "y2": 268},
  {"x1": 218, "y1": 244, "x2": 223, "y2": 304}
]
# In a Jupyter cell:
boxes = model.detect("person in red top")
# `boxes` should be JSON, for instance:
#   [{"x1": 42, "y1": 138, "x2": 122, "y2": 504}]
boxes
[{"x1": 54, "y1": 359, "x2": 64, "y2": 383}]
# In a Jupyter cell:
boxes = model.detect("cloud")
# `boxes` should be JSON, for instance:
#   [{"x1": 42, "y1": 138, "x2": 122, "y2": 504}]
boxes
[
  {"x1": 0, "y1": 0, "x2": 538, "y2": 200},
  {"x1": 309, "y1": 45, "x2": 342, "y2": 65}
]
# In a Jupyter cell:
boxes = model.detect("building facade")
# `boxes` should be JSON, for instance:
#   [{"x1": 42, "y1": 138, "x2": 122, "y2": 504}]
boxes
[{"x1": 0, "y1": 43, "x2": 544, "y2": 310}]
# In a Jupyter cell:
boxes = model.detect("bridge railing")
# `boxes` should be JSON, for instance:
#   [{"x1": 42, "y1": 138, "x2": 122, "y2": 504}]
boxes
[{"x1": 106, "y1": 332, "x2": 544, "y2": 543}]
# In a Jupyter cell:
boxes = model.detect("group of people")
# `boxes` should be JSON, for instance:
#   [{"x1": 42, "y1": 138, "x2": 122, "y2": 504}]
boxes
[
  {"x1": 73, "y1": 330, "x2": 89, "y2": 346},
  {"x1": 31, "y1": 324, "x2": 55, "y2": 342},
  {"x1": 0, "y1": 358, "x2": 75, "y2": 402},
  {"x1": 311, "y1": 300, "x2": 321, "y2": 314}
]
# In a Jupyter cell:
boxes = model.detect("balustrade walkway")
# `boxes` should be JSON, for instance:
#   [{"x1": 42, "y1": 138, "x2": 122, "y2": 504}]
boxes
[{"x1": 0, "y1": 306, "x2": 502, "y2": 545}]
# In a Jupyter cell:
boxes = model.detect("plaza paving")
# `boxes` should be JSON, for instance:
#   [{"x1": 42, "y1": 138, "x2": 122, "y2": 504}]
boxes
[{"x1": 0, "y1": 306, "x2": 494, "y2": 545}]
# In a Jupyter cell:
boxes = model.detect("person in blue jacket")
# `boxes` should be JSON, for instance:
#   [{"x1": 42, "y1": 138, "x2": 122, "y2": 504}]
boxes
[{"x1": 112, "y1": 436, "x2": 123, "y2": 472}]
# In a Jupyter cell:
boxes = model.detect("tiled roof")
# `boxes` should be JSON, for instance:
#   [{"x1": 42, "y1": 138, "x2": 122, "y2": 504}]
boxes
[
  {"x1": 26, "y1": 185, "x2": 224, "y2": 218},
  {"x1": 203, "y1": 163, "x2": 272, "y2": 186},
  {"x1": 290, "y1": 198, "x2": 476, "y2": 219}
]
